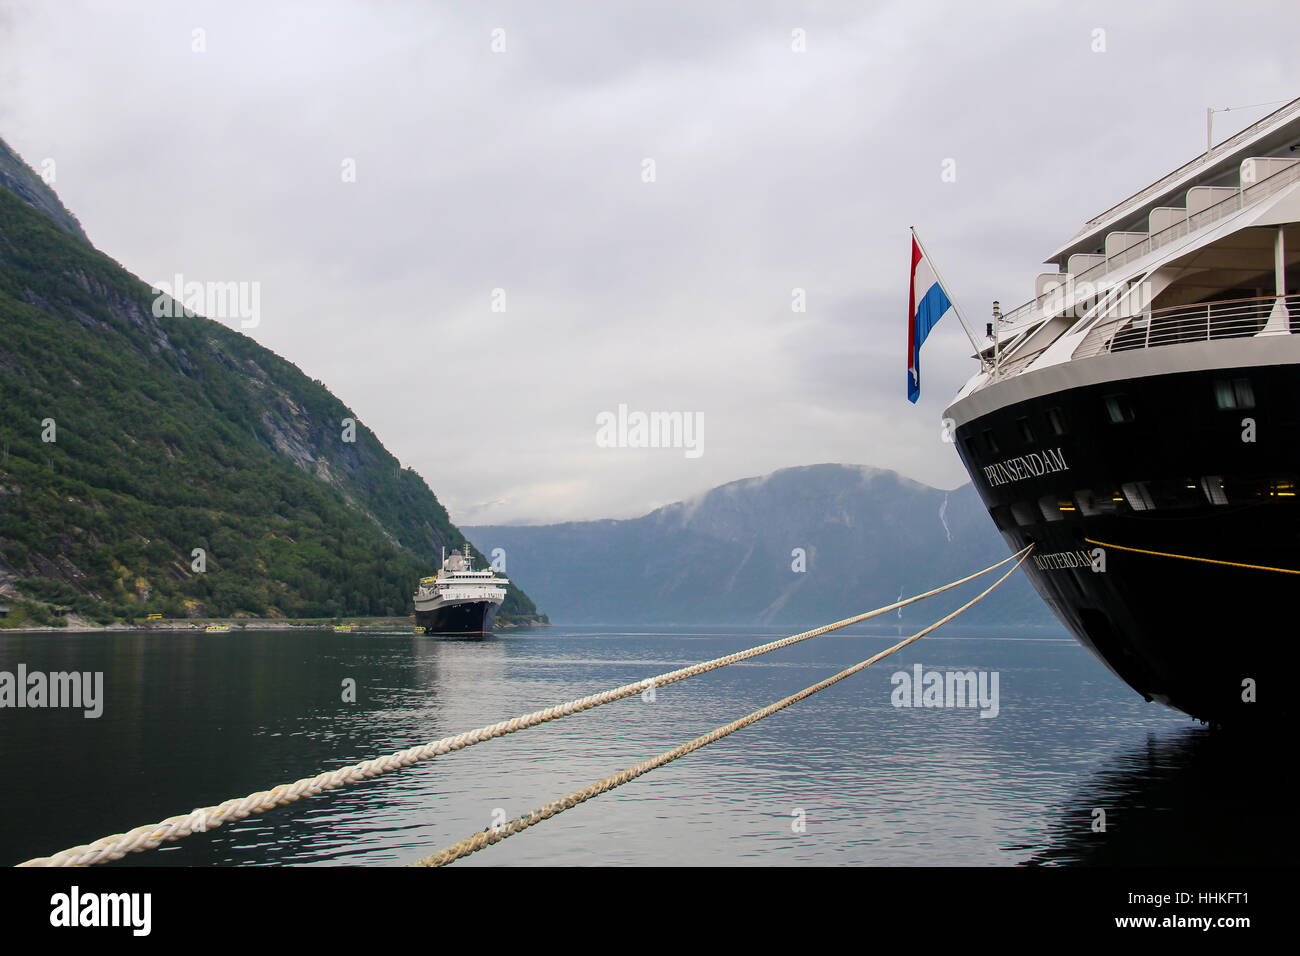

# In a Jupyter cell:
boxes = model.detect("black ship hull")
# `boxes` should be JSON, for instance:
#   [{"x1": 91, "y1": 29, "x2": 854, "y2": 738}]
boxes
[
  {"x1": 415, "y1": 600, "x2": 500, "y2": 636},
  {"x1": 952, "y1": 357, "x2": 1300, "y2": 726}
]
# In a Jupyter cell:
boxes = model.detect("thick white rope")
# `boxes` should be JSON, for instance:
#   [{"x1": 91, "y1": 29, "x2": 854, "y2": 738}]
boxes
[
  {"x1": 18, "y1": 547, "x2": 1029, "y2": 867},
  {"x1": 411, "y1": 547, "x2": 1032, "y2": 867}
]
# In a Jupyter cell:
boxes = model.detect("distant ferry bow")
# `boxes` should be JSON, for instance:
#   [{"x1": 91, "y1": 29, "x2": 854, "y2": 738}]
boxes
[{"x1": 412, "y1": 547, "x2": 508, "y2": 636}]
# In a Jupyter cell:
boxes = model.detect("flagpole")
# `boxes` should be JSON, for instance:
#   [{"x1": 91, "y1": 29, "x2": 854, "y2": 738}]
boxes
[{"x1": 910, "y1": 226, "x2": 988, "y2": 370}]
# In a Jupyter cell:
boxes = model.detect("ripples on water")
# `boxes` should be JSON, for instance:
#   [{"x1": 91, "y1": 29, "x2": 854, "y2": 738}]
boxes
[{"x1": 0, "y1": 625, "x2": 1283, "y2": 866}]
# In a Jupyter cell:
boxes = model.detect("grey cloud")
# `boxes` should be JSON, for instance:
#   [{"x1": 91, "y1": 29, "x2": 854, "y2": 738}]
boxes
[{"x1": 1, "y1": 0, "x2": 1296, "y2": 523}]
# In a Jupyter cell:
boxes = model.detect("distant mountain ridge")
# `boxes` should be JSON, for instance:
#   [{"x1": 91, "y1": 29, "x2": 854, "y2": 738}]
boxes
[
  {"x1": 0, "y1": 136, "x2": 538, "y2": 625},
  {"x1": 467, "y1": 463, "x2": 1052, "y2": 627}
]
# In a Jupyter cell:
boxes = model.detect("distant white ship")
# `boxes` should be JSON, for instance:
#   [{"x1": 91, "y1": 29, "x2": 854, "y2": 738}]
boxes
[{"x1": 412, "y1": 547, "x2": 508, "y2": 635}]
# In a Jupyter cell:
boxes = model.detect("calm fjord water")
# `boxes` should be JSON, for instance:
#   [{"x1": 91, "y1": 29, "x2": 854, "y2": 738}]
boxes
[{"x1": 0, "y1": 625, "x2": 1287, "y2": 866}]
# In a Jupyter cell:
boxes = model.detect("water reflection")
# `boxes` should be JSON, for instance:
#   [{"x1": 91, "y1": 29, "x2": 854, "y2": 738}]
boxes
[
  {"x1": 1017, "y1": 727, "x2": 1295, "y2": 865},
  {"x1": 1, "y1": 626, "x2": 1271, "y2": 866}
]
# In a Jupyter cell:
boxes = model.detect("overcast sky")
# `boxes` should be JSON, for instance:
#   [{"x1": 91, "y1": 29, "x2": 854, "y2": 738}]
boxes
[{"x1": 1, "y1": 1, "x2": 1295, "y2": 524}]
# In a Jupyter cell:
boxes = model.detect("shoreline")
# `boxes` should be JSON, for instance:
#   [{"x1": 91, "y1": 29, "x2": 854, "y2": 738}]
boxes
[{"x1": 0, "y1": 615, "x2": 553, "y2": 635}]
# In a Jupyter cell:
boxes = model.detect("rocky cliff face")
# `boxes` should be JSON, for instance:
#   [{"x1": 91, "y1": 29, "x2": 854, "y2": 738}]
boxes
[
  {"x1": 0, "y1": 139, "x2": 89, "y2": 243},
  {"x1": 0, "y1": 136, "x2": 537, "y2": 623}
]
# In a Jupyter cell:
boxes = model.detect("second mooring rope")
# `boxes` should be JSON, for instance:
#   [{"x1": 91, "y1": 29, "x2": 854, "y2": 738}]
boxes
[
  {"x1": 410, "y1": 547, "x2": 1033, "y2": 867},
  {"x1": 18, "y1": 546, "x2": 1030, "y2": 867}
]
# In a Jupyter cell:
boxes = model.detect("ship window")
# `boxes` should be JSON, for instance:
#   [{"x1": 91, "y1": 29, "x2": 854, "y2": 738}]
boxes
[
  {"x1": 989, "y1": 505, "x2": 1014, "y2": 531},
  {"x1": 1270, "y1": 479, "x2": 1297, "y2": 498},
  {"x1": 1017, "y1": 417, "x2": 1035, "y2": 443},
  {"x1": 1075, "y1": 488, "x2": 1122, "y2": 517},
  {"x1": 1200, "y1": 476, "x2": 1229, "y2": 506},
  {"x1": 1150, "y1": 478, "x2": 1206, "y2": 510},
  {"x1": 1217, "y1": 474, "x2": 1296, "y2": 500},
  {"x1": 962, "y1": 436, "x2": 979, "y2": 460},
  {"x1": 1105, "y1": 395, "x2": 1135, "y2": 424},
  {"x1": 1037, "y1": 494, "x2": 1067, "y2": 522},
  {"x1": 983, "y1": 429, "x2": 1001, "y2": 455},
  {"x1": 1222, "y1": 475, "x2": 1268, "y2": 500},
  {"x1": 1120, "y1": 481, "x2": 1154, "y2": 511},
  {"x1": 1047, "y1": 407, "x2": 1068, "y2": 436},
  {"x1": 1010, "y1": 501, "x2": 1038, "y2": 527},
  {"x1": 1118, "y1": 478, "x2": 1201, "y2": 511},
  {"x1": 1214, "y1": 378, "x2": 1255, "y2": 410}
]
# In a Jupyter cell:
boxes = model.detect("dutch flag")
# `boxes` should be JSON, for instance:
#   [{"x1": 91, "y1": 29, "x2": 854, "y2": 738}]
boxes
[{"x1": 907, "y1": 231, "x2": 954, "y2": 404}]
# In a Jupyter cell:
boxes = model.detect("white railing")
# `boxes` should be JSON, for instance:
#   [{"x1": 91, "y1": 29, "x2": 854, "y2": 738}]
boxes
[
  {"x1": 996, "y1": 296, "x2": 1047, "y2": 329},
  {"x1": 1072, "y1": 294, "x2": 1300, "y2": 361},
  {"x1": 994, "y1": 148, "x2": 1300, "y2": 330},
  {"x1": 1072, "y1": 159, "x2": 1300, "y2": 286},
  {"x1": 993, "y1": 343, "x2": 1054, "y2": 378},
  {"x1": 1080, "y1": 97, "x2": 1300, "y2": 231}
]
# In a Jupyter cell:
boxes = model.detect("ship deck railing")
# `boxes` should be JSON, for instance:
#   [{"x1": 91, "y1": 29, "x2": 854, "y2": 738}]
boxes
[
  {"x1": 1079, "y1": 97, "x2": 1300, "y2": 233},
  {"x1": 991, "y1": 342, "x2": 1055, "y2": 378},
  {"x1": 1071, "y1": 293, "x2": 1300, "y2": 361},
  {"x1": 992, "y1": 157, "x2": 1300, "y2": 331},
  {"x1": 1072, "y1": 159, "x2": 1300, "y2": 287}
]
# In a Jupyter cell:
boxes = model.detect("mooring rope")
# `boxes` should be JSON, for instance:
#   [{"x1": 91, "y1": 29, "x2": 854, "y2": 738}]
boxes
[
  {"x1": 410, "y1": 547, "x2": 1032, "y2": 867},
  {"x1": 17, "y1": 546, "x2": 1030, "y2": 867},
  {"x1": 1084, "y1": 537, "x2": 1300, "y2": 575}
]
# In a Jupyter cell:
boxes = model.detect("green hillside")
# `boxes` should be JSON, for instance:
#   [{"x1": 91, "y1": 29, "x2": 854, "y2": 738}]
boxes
[{"x1": 0, "y1": 152, "x2": 537, "y2": 626}]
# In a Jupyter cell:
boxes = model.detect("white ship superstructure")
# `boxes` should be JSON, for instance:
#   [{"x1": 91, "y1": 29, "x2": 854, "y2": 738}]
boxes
[
  {"x1": 953, "y1": 97, "x2": 1300, "y2": 406},
  {"x1": 413, "y1": 547, "x2": 509, "y2": 635}
]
